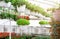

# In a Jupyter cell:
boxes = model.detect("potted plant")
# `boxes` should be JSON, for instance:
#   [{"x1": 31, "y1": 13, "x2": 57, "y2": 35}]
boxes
[
  {"x1": 39, "y1": 20, "x2": 49, "y2": 27},
  {"x1": 16, "y1": 18, "x2": 30, "y2": 26}
]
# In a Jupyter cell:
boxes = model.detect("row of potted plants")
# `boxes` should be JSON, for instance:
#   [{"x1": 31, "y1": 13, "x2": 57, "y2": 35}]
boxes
[
  {"x1": 0, "y1": 12, "x2": 49, "y2": 26},
  {"x1": 0, "y1": 12, "x2": 30, "y2": 21},
  {"x1": 0, "y1": 0, "x2": 50, "y2": 17},
  {"x1": 0, "y1": 32, "x2": 51, "y2": 39},
  {"x1": 16, "y1": 19, "x2": 49, "y2": 26},
  {"x1": 32, "y1": 35, "x2": 51, "y2": 39},
  {"x1": 0, "y1": 12, "x2": 18, "y2": 21},
  {"x1": 11, "y1": 35, "x2": 32, "y2": 39},
  {"x1": 26, "y1": 2, "x2": 50, "y2": 17},
  {"x1": 11, "y1": 35, "x2": 51, "y2": 39},
  {"x1": 11, "y1": 33, "x2": 51, "y2": 39}
]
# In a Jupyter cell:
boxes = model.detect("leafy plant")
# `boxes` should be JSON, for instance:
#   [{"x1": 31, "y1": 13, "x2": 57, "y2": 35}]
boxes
[
  {"x1": 39, "y1": 20, "x2": 49, "y2": 25},
  {"x1": 0, "y1": 12, "x2": 18, "y2": 21},
  {"x1": 10, "y1": 14, "x2": 18, "y2": 21},
  {"x1": 16, "y1": 19, "x2": 30, "y2": 25},
  {"x1": 0, "y1": 12, "x2": 10, "y2": 19}
]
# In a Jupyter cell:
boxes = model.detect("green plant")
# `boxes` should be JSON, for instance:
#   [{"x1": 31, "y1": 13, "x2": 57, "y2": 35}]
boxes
[
  {"x1": 39, "y1": 20, "x2": 49, "y2": 25},
  {"x1": 10, "y1": 14, "x2": 18, "y2": 21},
  {"x1": 4, "y1": 0, "x2": 11, "y2": 3},
  {"x1": 3, "y1": 0, "x2": 50, "y2": 17},
  {"x1": 0, "y1": 12, "x2": 10, "y2": 19},
  {"x1": 0, "y1": 12, "x2": 18, "y2": 21},
  {"x1": 32, "y1": 36, "x2": 51, "y2": 39},
  {"x1": 26, "y1": 2, "x2": 50, "y2": 17},
  {"x1": 5, "y1": 36, "x2": 9, "y2": 39},
  {"x1": 0, "y1": 7, "x2": 2, "y2": 10},
  {"x1": 16, "y1": 19, "x2": 30, "y2": 25}
]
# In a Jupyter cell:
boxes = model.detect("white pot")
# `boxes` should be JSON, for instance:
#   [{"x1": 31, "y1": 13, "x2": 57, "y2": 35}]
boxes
[{"x1": 40, "y1": 24, "x2": 48, "y2": 27}]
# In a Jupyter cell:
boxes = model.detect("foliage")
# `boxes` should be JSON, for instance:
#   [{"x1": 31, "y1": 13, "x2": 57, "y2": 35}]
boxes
[
  {"x1": 0, "y1": 7, "x2": 2, "y2": 10},
  {"x1": 5, "y1": 36, "x2": 9, "y2": 39},
  {"x1": 26, "y1": 2, "x2": 50, "y2": 17},
  {"x1": 4, "y1": 0, "x2": 10, "y2": 3},
  {"x1": 10, "y1": 14, "x2": 18, "y2": 21},
  {"x1": 0, "y1": 12, "x2": 10, "y2": 19},
  {"x1": 39, "y1": 20, "x2": 49, "y2": 25},
  {"x1": 0, "y1": 12, "x2": 18, "y2": 21},
  {"x1": 32, "y1": 36, "x2": 51, "y2": 39},
  {"x1": 11, "y1": 35, "x2": 32, "y2": 39},
  {"x1": 16, "y1": 19, "x2": 30, "y2": 25},
  {"x1": 0, "y1": 12, "x2": 30, "y2": 21},
  {"x1": 3, "y1": 0, "x2": 50, "y2": 17}
]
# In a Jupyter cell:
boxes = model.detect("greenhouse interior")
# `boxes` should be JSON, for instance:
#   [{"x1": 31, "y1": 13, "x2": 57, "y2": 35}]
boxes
[{"x1": 0, "y1": 0, "x2": 60, "y2": 39}]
